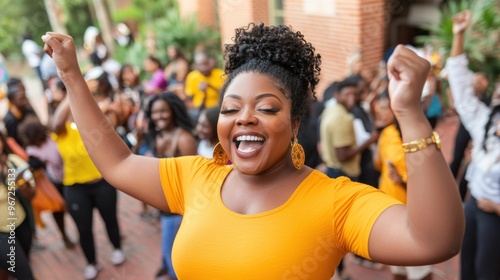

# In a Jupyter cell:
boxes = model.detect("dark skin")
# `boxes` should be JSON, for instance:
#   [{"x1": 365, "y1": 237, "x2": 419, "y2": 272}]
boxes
[
  {"x1": 334, "y1": 86, "x2": 378, "y2": 162},
  {"x1": 149, "y1": 99, "x2": 198, "y2": 157},
  {"x1": 217, "y1": 72, "x2": 309, "y2": 214},
  {"x1": 8, "y1": 83, "x2": 31, "y2": 114},
  {"x1": 43, "y1": 32, "x2": 464, "y2": 267},
  {"x1": 195, "y1": 110, "x2": 219, "y2": 147}
]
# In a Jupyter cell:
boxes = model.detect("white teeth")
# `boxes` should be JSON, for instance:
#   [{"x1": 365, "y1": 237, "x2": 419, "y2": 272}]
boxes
[{"x1": 235, "y1": 135, "x2": 265, "y2": 142}]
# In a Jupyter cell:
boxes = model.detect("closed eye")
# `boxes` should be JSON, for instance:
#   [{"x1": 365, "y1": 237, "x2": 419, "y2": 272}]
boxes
[
  {"x1": 258, "y1": 108, "x2": 279, "y2": 114},
  {"x1": 220, "y1": 108, "x2": 239, "y2": 114}
]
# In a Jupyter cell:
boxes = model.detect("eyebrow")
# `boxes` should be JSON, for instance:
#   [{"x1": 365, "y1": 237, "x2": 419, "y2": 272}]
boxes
[{"x1": 224, "y1": 93, "x2": 283, "y2": 104}]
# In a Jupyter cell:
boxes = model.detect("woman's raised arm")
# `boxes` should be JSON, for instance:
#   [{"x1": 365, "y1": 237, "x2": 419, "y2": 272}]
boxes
[
  {"x1": 42, "y1": 32, "x2": 170, "y2": 212},
  {"x1": 368, "y1": 45, "x2": 465, "y2": 265}
]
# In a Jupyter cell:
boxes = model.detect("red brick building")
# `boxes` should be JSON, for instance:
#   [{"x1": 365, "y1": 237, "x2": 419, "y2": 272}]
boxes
[{"x1": 177, "y1": 0, "x2": 443, "y2": 96}]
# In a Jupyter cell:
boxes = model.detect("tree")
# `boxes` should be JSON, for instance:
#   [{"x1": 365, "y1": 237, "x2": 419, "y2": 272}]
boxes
[
  {"x1": 417, "y1": 0, "x2": 500, "y2": 83},
  {"x1": 113, "y1": 8, "x2": 221, "y2": 70},
  {"x1": 92, "y1": 0, "x2": 115, "y2": 55},
  {"x1": 0, "y1": 0, "x2": 51, "y2": 56},
  {"x1": 58, "y1": 0, "x2": 94, "y2": 48},
  {"x1": 43, "y1": 0, "x2": 67, "y2": 34}
]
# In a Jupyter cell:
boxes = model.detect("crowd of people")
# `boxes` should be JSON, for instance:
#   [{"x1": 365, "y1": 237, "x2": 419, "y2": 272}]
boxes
[
  {"x1": 0, "y1": 8, "x2": 498, "y2": 280},
  {"x1": 1, "y1": 26, "x2": 224, "y2": 280}
]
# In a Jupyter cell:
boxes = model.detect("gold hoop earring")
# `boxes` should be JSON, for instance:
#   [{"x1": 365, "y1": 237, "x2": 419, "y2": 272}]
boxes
[
  {"x1": 213, "y1": 142, "x2": 228, "y2": 165},
  {"x1": 291, "y1": 137, "x2": 305, "y2": 169}
]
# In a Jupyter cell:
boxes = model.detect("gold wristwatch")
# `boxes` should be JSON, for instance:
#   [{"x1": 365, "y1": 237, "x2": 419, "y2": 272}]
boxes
[{"x1": 402, "y1": 131, "x2": 441, "y2": 153}]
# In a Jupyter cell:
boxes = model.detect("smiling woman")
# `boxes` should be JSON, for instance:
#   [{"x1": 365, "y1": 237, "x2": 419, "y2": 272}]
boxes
[{"x1": 42, "y1": 22, "x2": 464, "y2": 279}]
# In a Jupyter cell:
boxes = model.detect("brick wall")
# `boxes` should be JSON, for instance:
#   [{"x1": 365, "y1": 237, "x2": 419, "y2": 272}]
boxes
[
  {"x1": 360, "y1": 0, "x2": 386, "y2": 74},
  {"x1": 252, "y1": 0, "x2": 270, "y2": 26},
  {"x1": 178, "y1": 0, "x2": 218, "y2": 28},
  {"x1": 284, "y1": 0, "x2": 385, "y2": 97},
  {"x1": 178, "y1": 0, "x2": 198, "y2": 17},
  {"x1": 217, "y1": 0, "x2": 270, "y2": 46},
  {"x1": 179, "y1": 0, "x2": 386, "y2": 98},
  {"x1": 197, "y1": 0, "x2": 218, "y2": 28}
]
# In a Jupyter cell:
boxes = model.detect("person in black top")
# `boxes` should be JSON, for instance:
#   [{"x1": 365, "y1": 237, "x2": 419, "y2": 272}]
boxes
[{"x1": 3, "y1": 77, "x2": 38, "y2": 147}]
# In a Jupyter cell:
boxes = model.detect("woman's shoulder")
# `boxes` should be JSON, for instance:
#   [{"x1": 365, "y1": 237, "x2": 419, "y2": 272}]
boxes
[
  {"x1": 306, "y1": 170, "x2": 352, "y2": 190},
  {"x1": 176, "y1": 58, "x2": 189, "y2": 67},
  {"x1": 164, "y1": 155, "x2": 229, "y2": 171},
  {"x1": 160, "y1": 155, "x2": 232, "y2": 183},
  {"x1": 175, "y1": 129, "x2": 197, "y2": 151},
  {"x1": 306, "y1": 170, "x2": 382, "y2": 197},
  {"x1": 177, "y1": 128, "x2": 196, "y2": 139}
]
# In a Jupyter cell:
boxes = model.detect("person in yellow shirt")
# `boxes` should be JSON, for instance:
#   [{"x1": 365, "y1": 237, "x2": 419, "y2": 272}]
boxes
[
  {"x1": 373, "y1": 91, "x2": 408, "y2": 203},
  {"x1": 184, "y1": 52, "x2": 224, "y2": 120},
  {"x1": 42, "y1": 23, "x2": 464, "y2": 280},
  {"x1": 50, "y1": 72, "x2": 125, "y2": 280}
]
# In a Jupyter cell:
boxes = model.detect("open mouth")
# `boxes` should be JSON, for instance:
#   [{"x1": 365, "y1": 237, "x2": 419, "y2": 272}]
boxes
[{"x1": 234, "y1": 135, "x2": 265, "y2": 153}]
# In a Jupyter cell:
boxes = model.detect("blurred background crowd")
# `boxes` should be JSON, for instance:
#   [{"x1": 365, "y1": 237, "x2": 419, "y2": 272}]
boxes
[{"x1": 0, "y1": 0, "x2": 498, "y2": 279}]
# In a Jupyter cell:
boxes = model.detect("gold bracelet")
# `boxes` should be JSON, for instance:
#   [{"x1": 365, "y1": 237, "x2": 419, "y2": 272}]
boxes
[{"x1": 402, "y1": 131, "x2": 441, "y2": 153}]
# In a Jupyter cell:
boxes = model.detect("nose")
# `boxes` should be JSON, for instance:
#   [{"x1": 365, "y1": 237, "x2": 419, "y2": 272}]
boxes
[{"x1": 236, "y1": 108, "x2": 258, "y2": 126}]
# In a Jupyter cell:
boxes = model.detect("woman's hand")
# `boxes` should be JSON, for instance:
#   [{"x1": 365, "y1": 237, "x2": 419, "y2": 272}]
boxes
[
  {"x1": 387, "y1": 45, "x2": 430, "y2": 118},
  {"x1": 452, "y1": 10, "x2": 471, "y2": 35},
  {"x1": 41, "y1": 32, "x2": 79, "y2": 80},
  {"x1": 477, "y1": 199, "x2": 500, "y2": 216}
]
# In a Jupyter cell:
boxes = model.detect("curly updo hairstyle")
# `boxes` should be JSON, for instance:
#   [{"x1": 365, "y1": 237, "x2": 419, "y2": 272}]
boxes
[{"x1": 221, "y1": 23, "x2": 321, "y2": 122}]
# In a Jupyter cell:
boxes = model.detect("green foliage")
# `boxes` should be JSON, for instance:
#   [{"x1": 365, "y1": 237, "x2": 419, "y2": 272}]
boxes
[
  {"x1": 0, "y1": 0, "x2": 51, "y2": 57},
  {"x1": 0, "y1": 0, "x2": 93, "y2": 55},
  {"x1": 60, "y1": 0, "x2": 94, "y2": 48},
  {"x1": 112, "y1": 5, "x2": 144, "y2": 23},
  {"x1": 152, "y1": 10, "x2": 221, "y2": 63},
  {"x1": 114, "y1": 41, "x2": 148, "y2": 71},
  {"x1": 132, "y1": 0, "x2": 178, "y2": 23},
  {"x1": 417, "y1": 0, "x2": 500, "y2": 82},
  {"x1": 115, "y1": 9, "x2": 221, "y2": 70},
  {"x1": 112, "y1": 0, "x2": 178, "y2": 32},
  {"x1": 111, "y1": 0, "x2": 181, "y2": 69}
]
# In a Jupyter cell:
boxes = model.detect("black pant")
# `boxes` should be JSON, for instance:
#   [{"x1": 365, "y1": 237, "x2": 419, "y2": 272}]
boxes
[
  {"x1": 461, "y1": 196, "x2": 500, "y2": 280},
  {"x1": 64, "y1": 179, "x2": 121, "y2": 264},
  {"x1": 450, "y1": 122, "x2": 471, "y2": 201},
  {"x1": 0, "y1": 219, "x2": 34, "y2": 279}
]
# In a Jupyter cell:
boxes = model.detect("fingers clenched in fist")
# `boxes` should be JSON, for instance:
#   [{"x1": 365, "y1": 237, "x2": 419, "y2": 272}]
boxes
[
  {"x1": 452, "y1": 10, "x2": 471, "y2": 35},
  {"x1": 387, "y1": 45, "x2": 430, "y2": 117},
  {"x1": 41, "y1": 32, "x2": 79, "y2": 78}
]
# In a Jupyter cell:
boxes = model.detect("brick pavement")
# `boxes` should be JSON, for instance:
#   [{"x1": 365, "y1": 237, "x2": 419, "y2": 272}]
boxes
[{"x1": 31, "y1": 195, "x2": 162, "y2": 280}]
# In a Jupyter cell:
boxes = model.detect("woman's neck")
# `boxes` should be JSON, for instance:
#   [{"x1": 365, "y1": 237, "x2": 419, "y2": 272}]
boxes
[
  {"x1": 159, "y1": 124, "x2": 177, "y2": 135},
  {"x1": 234, "y1": 158, "x2": 303, "y2": 187}
]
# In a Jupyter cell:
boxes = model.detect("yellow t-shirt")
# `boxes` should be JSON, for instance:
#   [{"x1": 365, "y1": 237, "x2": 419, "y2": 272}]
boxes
[
  {"x1": 159, "y1": 156, "x2": 401, "y2": 279},
  {"x1": 0, "y1": 154, "x2": 27, "y2": 233},
  {"x1": 320, "y1": 103, "x2": 360, "y2": 177},
  {"x1": 374, "y1": 124, "x2": 407, "y2": 203},
  {"x1": 52, "y1": 123, "x2": 102, "y2": 186},
  {"x1": 184, "y1": 68, "x2": 225, "y2": 108}
]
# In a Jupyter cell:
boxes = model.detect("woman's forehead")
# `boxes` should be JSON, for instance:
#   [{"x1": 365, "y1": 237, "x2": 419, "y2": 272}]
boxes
[{"x1": 226, "y1": 72, "x2": 289, "y2": 98}]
